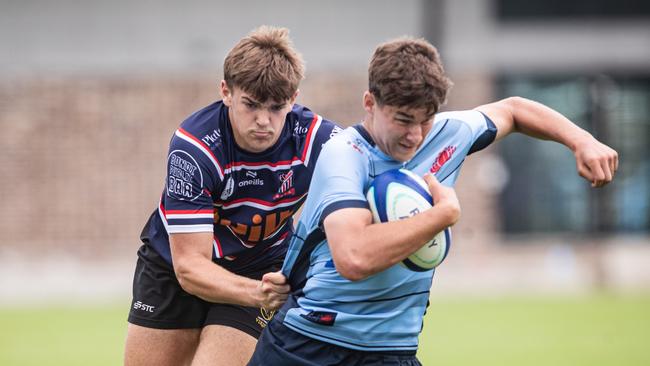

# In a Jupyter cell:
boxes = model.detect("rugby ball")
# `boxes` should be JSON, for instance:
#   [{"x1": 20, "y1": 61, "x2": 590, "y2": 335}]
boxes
[{"x1": 366, "y1": 169, "x2": 451, "y2": 271}]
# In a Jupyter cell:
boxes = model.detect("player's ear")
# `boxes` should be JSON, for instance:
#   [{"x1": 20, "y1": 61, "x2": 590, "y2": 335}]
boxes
[
  {"x1": 363, "y1": 91, "x2": 375, "y2": 115},
  {"x1": 221, "y1": 80, "x2": 233, "y2": 106},
  {"x1": 289, "y1": 90, "x2": 299, "y2": 105}
]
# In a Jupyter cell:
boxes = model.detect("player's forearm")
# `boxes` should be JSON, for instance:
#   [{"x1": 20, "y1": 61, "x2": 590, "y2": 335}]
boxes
[
  {"x1": 174, "y1": 256, "x2": 262, "y2": 307},
  {"x1": 507, "y1": 96, "x2": 593, "y2": 151},
  {"x1": 328, "y1": 203, "x2": 459, "y2": 280}
]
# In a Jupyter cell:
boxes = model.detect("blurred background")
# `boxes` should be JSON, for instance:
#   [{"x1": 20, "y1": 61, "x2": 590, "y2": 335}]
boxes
[{"x1": 1, "y1": 0, "x2": 649, "y2": 365}]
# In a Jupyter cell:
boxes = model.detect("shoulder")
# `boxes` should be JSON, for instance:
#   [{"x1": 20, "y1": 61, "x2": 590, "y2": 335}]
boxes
[
  {"x1": 169, "y1": 101, "x2": 227, "y2": 179},
  {"x1": 435, "y1": 110, "x2": 493, "y2": 133},
  {"x1": 320, "y1": 127, "x2": 368, "y2": 163},
  {"x1": 173, "y1": 101, "x2": 227, "y2": 148},
  {"x1": 288, "y1": 104, "x2": 341, "y2": 135},
  {"x1": 428, "y1": 109, "x2": 496, "y2": 155}
]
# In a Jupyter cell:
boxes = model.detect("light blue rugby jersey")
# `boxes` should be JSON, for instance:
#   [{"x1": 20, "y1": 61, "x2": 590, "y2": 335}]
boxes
[{"x1": 278, "y1": 110, "x2": 497, "y2": 351}]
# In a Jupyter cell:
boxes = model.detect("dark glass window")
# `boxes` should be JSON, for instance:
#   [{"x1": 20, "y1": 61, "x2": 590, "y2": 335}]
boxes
[
  {"x1": 497, "y1": 0, "x2": 650, "y2": 20},
  {"x1": 497, "y1": 75, "x2": 650, "y2": 234}
]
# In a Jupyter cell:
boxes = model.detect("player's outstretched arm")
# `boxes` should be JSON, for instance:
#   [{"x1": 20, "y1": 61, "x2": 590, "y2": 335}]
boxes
[
  {"x1": 323, "y1": 174, "x2": 460, "y2": 281},
  {"x1": 170, "y1": 233, "x2": 290, "y2": 310},
  {"x1": 475, "y1": 96, "x2": 618, "y2": 187}
]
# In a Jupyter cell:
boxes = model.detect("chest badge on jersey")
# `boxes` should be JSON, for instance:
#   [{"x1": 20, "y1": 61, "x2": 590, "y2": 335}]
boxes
[
  {"x1": 273, "y1": 170, "x2": 295, "y2": 200},
  {"x1": 429, "y1": 145, "x2": 457, "y2": 174}
]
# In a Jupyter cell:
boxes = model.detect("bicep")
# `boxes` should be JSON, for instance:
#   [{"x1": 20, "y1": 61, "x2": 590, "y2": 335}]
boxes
[
  {"x1": 322, "y1": 208, "x2": 372, "y2": 257},
  {"x1": 474, "y1": 98, "x2": 516, "y2": 141},
  {"x1": 169, "y1": 232, "x2": 214, "y2": 265}
]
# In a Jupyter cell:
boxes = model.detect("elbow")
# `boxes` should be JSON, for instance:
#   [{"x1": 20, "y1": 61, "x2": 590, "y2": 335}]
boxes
[
  {"x1": 173, "y1": 261, "x2": 195, "y2": 293},
  {"x1": 334, "y1": 254, "x2": 372, "y2": 282}
]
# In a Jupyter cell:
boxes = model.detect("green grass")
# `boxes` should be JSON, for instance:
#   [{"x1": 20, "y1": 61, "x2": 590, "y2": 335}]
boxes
[
  {"x1": 418, "y1": 294, "x2": 650, "y2": 365},
  {"x1": 0, "y1": 302, "x2": 129, "y2": 366},
  {"x1": 1, "y1": 294, "x2": 649, "y2": 365}
]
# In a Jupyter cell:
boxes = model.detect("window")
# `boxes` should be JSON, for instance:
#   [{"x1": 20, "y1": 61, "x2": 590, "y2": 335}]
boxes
[
  {"x1": 497, "y1": 0, "x2": 650, "y2": 20},
  {"x1": 497, "y1": 75, "x2": 650, "y2": 234}
]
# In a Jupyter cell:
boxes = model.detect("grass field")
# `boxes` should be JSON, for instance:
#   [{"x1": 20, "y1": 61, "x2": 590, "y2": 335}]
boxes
[{"x1": 1, "y1": 294, "x2": 649, "y2": 365}]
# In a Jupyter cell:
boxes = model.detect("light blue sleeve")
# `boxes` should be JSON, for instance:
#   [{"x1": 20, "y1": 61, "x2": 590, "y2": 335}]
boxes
[
  {"x1": 409, "y1": 110, "x2": 497, "y2": 186},
  {"x1": 309, "y1": 134, "x2": 370, "y2": 225},
  {"x1": 434, "y1": 110, "x2": 497, "y2": 154},
  {"x1": 280, "y1": 131, "x2": 370, "y2": 279}
]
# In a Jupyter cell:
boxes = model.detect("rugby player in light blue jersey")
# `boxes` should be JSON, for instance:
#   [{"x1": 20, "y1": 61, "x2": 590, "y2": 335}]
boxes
[{"x1": 248, "y1": 37, "x2": 618, "y2": 365}]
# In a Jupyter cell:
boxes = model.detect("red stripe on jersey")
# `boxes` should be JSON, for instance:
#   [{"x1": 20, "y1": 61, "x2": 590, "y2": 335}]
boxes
[
  {"x1": 177, "y1": 127, "x2": 224, "y2": 176},
  {"x1": 224, "y1": 157, "x2": 301, "y2": 170},
  {"x1": 223, "y1": 194, "x2": 305, "y2": 208},
  {"x1": 213, "y1": 235, "x2": 224, "y2": 258},
  {"x1": 165, "y1": 209, "x2": 214, "y2": 215},
  {"x1": 300, "y1": 114, "x2": 320, "y2": 162}
]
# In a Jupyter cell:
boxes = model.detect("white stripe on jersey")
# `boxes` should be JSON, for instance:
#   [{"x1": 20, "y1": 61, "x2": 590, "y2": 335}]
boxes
[
  {"x1": 175, "y1": 129, "x2": 224, "y2": 181},
  {"x1": 158, "y1": 201, "x2": 170, "y2": 233},
  {"x1": 166, "y1": 224, "x2": 214, "y2": 233},
  {"x1": 224, "y1": 159, "x2": 303, "y2": 174},
  {"x1": 219, "y1": 193, "x2": 307, "y2": 211},
  {"x1": 165, "y1": 213, "x2": 214, "y2": 220},
  {"x1": 213, "y1": 239, "x2": 222, "y2": 258}
]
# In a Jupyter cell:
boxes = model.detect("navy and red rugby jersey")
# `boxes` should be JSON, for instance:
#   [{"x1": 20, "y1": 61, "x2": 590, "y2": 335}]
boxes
[{"x1": 141, "y1": 101, "x2": 341, "y2": 273}]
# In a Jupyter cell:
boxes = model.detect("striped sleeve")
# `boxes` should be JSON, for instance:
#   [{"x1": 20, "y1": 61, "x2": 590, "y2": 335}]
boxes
[{"x1": 161, "y1": 128, "x2": 221, "y2": 234}]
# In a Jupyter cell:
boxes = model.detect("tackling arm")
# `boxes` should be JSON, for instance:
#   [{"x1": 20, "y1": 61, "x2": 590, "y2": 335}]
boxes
[
  {"x1": 475, "y1": 96, "x2": 618, "y2": 187},
  {"x1": 170, "y1": 233, "x2": 289, "y2": 310}
]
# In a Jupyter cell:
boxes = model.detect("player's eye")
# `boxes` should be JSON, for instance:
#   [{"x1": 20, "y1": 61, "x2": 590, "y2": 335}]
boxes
[{"x1": 270, "y1": 104, "x2": 285, "y2": 112}]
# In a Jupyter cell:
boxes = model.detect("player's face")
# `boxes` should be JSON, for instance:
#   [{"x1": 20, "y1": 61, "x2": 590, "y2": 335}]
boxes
[
  {"x1": 363, "y1": 92, "x2": 434, "y2": 162},
  {"x1": 221, "y1": 81, "x2": 297, "y2": 153}
]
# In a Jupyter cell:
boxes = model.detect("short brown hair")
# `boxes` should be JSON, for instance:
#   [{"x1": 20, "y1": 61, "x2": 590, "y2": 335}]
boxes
[
  {"x1": 368, "y1": 37, "x2": 452, "y2": 117},
  {"x1": 224, "y1": 26, "x2": 304, "y2": 102}
]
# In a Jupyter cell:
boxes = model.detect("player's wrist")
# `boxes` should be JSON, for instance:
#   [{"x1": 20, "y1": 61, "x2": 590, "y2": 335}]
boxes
[
  {"x1": 567, "y1": 130, "x2": 594, "y2": 153},
  {"x1": 431, "y1": 199, "x2": 460, "y2": 227}
]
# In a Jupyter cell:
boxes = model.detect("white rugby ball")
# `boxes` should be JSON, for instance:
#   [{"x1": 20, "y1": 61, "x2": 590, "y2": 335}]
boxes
[{"x1": 366, "y1": 169, "x2": 451, "y2": 271}]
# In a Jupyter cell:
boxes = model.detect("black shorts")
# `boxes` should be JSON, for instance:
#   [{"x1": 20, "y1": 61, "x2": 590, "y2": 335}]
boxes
[
  {"x1": 127, "y1": 243, "x2": 282, "y2": 339},
  {"x1": 248, "y1": 317, "x2": 421, "y2": 366}
]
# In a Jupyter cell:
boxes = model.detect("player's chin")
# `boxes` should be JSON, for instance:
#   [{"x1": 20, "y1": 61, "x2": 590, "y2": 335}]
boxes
[
  {"x1": 395, "y1": 148, "x2": 418, "y2": 162},
  {"x1": 247, "y1": 136, "x2": 275, "y2": 151}
]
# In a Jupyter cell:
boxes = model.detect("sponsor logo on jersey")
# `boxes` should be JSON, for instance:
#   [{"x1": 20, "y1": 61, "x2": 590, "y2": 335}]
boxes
[
  {"x1": 238, "y1": 178, "x2": 264, "y2": 187},
  {"x1": 167, "y1": 150, "x2": 203, "y2": 201},
  {"x1": 220, "y1": 176, "x2": 235, "y2": 200},
  {"x1": 256, "y1": 307, "x2": 276, "y2": 328},
  {"x1": 300, "y1": 311, "x2": 337, "y2": 326},
  {"x1": 330, "y1": 126, "x2": 343, "y2": 138},
  {"x1": 347, "y1": 139, "x2": 364, "y2": 154},
  {"x1": 246, "y1": 170, "x2": 257, "y2": 178},
  {"x1": 214, "y1": 209, "x2": 296, "y2": 243},
  {"x1": 273, "y1": 170, "x2": 295, "y2": 200},
  {"x1": 294, "y1": 121, "x2": 309, "y2": 135},
  {"x1": 430, "y1": 145, "x2": 457, "y2": 173},
  {"x1": 133, "y1": 301, "x2": 155, "y2": 313},
  {"x1": 201, "y1": 129, "x2": 221, "y2": 145}
]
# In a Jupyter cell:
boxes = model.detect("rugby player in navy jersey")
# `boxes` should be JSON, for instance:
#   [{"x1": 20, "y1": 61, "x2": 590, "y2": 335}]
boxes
[
  {"x1": 124, "y1": 26, "x2": 341, "y2": 366},
  {"x1": 248, "y1": 37, "x2": 618, "y2": 365}
]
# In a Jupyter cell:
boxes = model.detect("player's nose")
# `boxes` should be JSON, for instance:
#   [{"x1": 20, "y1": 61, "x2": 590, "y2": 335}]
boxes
[
  {"x1": 255, "y1": 110, "x2": 272, "y2": 126},
  {"x1": 405, "y1": 124, "x2": 423, "y2": 144}
]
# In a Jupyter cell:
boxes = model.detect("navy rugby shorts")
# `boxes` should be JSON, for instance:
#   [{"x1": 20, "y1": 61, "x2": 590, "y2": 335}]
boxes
[
  {"x1": 248, "y1": 316, "x2": 422, "y2": 366},
  {"x1": 127, "y1": 242, "x2": 282, "y2": 339}
]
